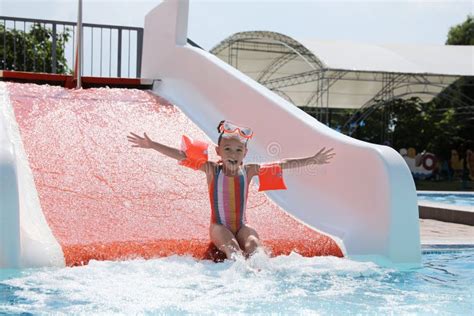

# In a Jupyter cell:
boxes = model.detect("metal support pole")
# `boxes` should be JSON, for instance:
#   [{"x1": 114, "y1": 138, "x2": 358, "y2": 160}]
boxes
[
  {"x1": 319, "y1": 71, "x2": 326, "y2": 122},
  {"x1": 325, "y1": 75, "x2": 330, "y2": 125},
  {"x1": 74, "y1": 0, "x2": 83, "y2": 89}
]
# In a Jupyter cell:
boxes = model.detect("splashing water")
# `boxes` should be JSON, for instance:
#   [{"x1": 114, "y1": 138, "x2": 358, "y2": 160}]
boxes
[{"x1": 1, "y1": 248, "x2": 473, "y2": 315}]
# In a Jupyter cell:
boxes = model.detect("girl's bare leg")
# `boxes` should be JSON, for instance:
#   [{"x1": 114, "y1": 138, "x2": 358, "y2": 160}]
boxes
[
  {"x1": 236, "y1": 224, "x2": 262, "y2": 257},
  {"x1": 210, "y1": 224, "x2": 242, "y2": 259}
]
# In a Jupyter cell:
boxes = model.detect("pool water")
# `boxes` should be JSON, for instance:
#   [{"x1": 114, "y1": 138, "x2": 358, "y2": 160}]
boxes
[
  {"x1": 418, "y1": 193, "x2": 474, "y2": 207},
  {"x1": 1, "y1": 246, "x2": 473, "y2": 315}
]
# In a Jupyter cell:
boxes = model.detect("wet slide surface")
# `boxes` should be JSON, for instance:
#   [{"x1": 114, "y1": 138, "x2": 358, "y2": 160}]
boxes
[{"x1": 7, "y1": 82, "x2": 342, "y2": 266}]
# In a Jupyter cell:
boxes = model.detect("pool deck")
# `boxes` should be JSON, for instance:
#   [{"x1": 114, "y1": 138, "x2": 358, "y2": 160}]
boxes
[
  {"x1": 417, "y1": 191, "x2": 473, "y2": 245},
  {"x1": 420, "y1": 219, "x2": 474, "y2": 245},
  {"x1": 417, "y1": 191, "x2": 473, "y2": 226}
]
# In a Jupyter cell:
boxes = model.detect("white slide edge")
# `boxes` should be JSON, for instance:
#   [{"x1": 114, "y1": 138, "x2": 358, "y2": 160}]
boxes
[{"x1": 0, "y1": 82, "x2": 65, "y2": 268}]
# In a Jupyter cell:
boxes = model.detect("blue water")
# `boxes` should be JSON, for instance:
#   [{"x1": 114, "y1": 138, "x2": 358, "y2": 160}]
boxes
[
  {"x1": 418, "y1": 193, "x2": 474, "y2": 207},
  {"x1": 1, "y1": 246, "x2": 473, "y2": 315}
]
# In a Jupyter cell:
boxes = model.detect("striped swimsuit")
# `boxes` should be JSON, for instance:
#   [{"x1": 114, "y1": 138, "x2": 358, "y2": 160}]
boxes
[{"x1": 208, "y1": 165, "x2": 249, "y2": 234}]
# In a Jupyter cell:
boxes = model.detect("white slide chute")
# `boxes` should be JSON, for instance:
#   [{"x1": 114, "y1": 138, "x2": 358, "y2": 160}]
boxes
[{"x1": 141, "y1": 0, "x2": 421, "y2": 267}]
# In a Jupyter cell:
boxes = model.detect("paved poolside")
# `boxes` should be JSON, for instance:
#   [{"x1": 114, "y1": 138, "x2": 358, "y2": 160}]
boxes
[{"x1": 420, "y1": 219, "x2": 474, "y2": 245}]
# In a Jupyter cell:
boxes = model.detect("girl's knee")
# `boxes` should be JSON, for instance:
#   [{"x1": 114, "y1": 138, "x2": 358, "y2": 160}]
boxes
[
  {"x1": 247, "y1": 235, "x2": 260, "y2": 245},
  {"x1": 245, "y1": 236, "x2": 260, "y2": 253}
]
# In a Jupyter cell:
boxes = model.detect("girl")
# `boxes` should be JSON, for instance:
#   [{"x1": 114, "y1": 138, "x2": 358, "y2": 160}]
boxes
[{"x1": 127, "y1": 120, "x2": 335, "y2": 259}]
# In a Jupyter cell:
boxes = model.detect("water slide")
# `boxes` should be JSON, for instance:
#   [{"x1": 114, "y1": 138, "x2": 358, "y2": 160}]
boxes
[{"x1": 0, "y1": 0, "x2": 420, "y2": 268}]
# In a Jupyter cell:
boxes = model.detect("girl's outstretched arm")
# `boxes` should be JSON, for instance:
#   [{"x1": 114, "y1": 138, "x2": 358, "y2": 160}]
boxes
[
  {"x1": 127, "y1": 132, "x2": 186, "y2": 161},
  {"x1": 279, "y1": 147, "x2": 335, "y2": 170}
]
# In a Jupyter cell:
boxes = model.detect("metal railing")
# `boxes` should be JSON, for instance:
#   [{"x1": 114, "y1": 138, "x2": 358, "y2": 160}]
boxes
[{"x1": 0, "y1": 16, "x2": 143, "y2": 78}]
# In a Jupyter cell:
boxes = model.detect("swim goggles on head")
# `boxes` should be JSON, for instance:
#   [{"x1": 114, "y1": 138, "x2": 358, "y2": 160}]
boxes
[{"x1": 218, "y1": 121, "x2": 253, "y2": 139}]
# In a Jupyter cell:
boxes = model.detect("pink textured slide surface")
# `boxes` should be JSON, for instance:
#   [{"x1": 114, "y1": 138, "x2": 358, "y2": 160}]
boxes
[{"x1": 7, "y1": 82, "x2": 342, "y2": 266}]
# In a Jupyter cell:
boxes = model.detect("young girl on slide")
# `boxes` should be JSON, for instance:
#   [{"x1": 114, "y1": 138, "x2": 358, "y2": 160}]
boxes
[{"x1": 127, "y1": 120, "x2": 335, "y2": 259}]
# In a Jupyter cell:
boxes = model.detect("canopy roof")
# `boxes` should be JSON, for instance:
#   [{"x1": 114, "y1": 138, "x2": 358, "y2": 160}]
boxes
[
  {"x1": 211, "y1": 31, "x2": 473, "y2": 109},
  {"x1": 299, "y1": 40, "x2": 473, "y2": 76}
]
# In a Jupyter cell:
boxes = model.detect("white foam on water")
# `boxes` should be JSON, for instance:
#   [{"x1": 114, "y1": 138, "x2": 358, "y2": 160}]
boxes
[{"x1": 0, "y1": 251, "x2": 473, "y2": 315}]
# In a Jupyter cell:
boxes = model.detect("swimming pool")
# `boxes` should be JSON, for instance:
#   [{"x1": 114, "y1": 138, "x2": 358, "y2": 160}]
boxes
[
  {"x1": 1, "y1": 246, "x2": 472, "y2": 314},
  {"x1": 418, "y1": 192, "x2": 474, "y2": 207}
]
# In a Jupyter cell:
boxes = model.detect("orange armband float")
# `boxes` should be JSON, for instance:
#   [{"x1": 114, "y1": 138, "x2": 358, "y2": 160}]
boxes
[
  {"x1": 178, "y1": 135, "x2": 208, "y2": 170},
  {"x1": 258, "y1": 164, "x2": 287, "y2": 191}
]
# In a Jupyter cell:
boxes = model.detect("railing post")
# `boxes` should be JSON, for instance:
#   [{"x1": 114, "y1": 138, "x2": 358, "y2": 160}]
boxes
[
  {"x1": 2, "y1": 19, "x2": 6, "y2": 70},
  {"x1": 136, "y1": 29, "x2": 143, "y2": 78},
  {"x1": 13, "y1": 21, "x2": 16, "y2": 70},
  {"x1": 51, "y1": 23, "x2": 57, "y2": 74},
  {"x1": 117, "y1": 28, "x2": 122, "y2": 78}
]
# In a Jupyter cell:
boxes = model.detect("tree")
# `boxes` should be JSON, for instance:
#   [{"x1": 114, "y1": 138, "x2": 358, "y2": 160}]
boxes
[
  {"x1": 444, "y1": 14, "x2": 474, "y2": 157},
  {"x1": 446, "y1": 14, "x2": 474, "y2": 45},
  {"x1": 0, "y1": 23, "x2": 71, "y2": 74},
  {"x1": 444, "y1": 14, "x2": 474, "y2": 116}
]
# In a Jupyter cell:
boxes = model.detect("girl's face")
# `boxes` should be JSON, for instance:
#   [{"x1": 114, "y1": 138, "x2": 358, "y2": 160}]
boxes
[{"x1": 216, "y1": 136, "x2": 248, "y2": 170}]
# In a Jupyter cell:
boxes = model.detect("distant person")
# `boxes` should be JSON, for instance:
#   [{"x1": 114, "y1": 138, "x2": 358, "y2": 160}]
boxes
[
  {"x1": 450, "y1": 149, "x2": 463, "y2": 179},
  {"x1": 460, "y1": 144, "x2": 472, "y2": 190},
  {"x1": 127, "y1": 120, "x2": 335, "y2": 260},
  {"x1": 467, "y1": 142, "x2": 474, "y2": 181},
  {"x1": 436, "y1": 149, "x2": 452, "y2": 181}
]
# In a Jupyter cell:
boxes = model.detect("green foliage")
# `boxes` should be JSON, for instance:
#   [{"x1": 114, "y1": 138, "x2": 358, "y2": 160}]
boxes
[
  {"x1": 446, "y1": 14, "x2": 474, "y2": 45},
  {"x1": 343, "y1": 93, "x2": 472, "y2": 160},
  {"x1": 0, "y1": 23, "x2": 71, "y2": 74},
  {"x1": 390, "y1": 97, "x2": 469, "y2": 159}
]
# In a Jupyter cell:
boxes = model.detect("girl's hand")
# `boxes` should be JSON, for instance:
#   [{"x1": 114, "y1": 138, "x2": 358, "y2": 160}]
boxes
[
  {"x1": 127, "y1": 132, "x2": 154, "y2": 149},
  {"x1": 312, "y1": 147, "x2": 335, "y2": 164}
]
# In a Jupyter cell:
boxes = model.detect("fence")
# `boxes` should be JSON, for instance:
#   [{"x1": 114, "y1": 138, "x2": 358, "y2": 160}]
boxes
[{"x1": 1, "y1": 16, "x2": 143, "y2": 78}]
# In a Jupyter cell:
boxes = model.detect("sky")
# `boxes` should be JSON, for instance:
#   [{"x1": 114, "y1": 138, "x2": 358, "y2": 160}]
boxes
[{"x1": 1, "y1": 0, "x2": 472, "y2": 51}]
